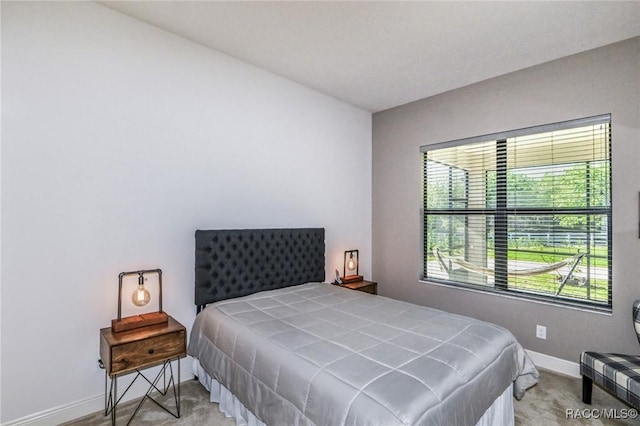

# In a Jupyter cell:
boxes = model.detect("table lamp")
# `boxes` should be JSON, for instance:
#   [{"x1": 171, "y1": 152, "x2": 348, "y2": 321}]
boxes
[
  {"x1": 111, "y1": 268, "x2": 168, "y2": 333},
  {"x1": 342, "y1": 250, "x2": 363, "y2": 283}
]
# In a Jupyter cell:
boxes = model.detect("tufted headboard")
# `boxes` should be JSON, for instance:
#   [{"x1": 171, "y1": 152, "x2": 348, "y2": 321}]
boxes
[{"x1": 194, "y1": 228, "x2": 325, "y2": 312}]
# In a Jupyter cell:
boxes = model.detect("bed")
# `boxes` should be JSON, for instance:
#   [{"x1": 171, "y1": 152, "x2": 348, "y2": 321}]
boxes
[{"x1": 188, "y1": 228, "x2": 538, "y2": 425}]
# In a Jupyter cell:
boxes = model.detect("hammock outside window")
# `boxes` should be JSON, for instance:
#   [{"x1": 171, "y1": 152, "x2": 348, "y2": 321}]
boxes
[{"x1": 433, "y1": 248, "x2": 584, "y2": 297}]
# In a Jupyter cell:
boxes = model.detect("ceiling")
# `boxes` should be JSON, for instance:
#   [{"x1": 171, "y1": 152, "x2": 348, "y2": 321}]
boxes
[{"x1": 99, "y1": 1, "x2": 640, "y2": 113}]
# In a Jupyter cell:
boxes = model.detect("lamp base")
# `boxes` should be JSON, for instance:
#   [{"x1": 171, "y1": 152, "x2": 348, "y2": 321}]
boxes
[
  {"x1": 111, "y1": 311, "x2": 169, "y2": 333},
  {"x1": 340, "y1": 275, "x2": 363, "y2": 284}
]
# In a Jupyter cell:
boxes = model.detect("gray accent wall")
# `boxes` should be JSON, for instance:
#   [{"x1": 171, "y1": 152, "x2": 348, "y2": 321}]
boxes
[{"x1": 372, "y1": 37, "x2": 640, "y2": 362}]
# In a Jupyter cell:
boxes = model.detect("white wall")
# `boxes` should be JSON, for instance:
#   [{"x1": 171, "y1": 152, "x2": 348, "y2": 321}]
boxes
[
  {"x1": 0, "y1": 2, "x2": 371, "y2": 423},
  {"x1": 372, "y1": 38, "x2": 640, "y2": 362}
]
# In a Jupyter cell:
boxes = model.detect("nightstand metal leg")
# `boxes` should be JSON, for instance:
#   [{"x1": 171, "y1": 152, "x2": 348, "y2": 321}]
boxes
[
  {"x1": 104, "y1": 357, "x2": 181, "y2": 425},
  {"x1": 104, "y1": 373, "x2": 119, "y2": 425},
  {"x1": 108, "y1": 376, "x2": 118, "y2": 425},
  {"x1": 104, "y1": 369, "x2": 108, "y2": 416},
  {"x1": 113, "y1": 378, "x2": 117, "y2": 425},
  {"x1": 176, "y1": 358, "x2": 181, "y2": 417}
]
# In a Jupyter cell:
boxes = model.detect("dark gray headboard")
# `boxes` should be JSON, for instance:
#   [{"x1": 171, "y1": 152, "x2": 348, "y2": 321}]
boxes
[{"x1": 195, "y1": 228, "x2": 325, "y2": 312}]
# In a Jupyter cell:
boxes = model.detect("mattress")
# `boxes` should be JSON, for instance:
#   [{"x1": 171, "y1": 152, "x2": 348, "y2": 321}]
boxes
[{"x1": 188, "y1": 282, "x2": 538, "y2": 425}]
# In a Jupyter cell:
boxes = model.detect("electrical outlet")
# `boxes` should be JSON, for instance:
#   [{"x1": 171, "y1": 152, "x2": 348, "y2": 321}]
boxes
[{"x1": 536, "y1": 325, "x2": 547, "y2": 340}]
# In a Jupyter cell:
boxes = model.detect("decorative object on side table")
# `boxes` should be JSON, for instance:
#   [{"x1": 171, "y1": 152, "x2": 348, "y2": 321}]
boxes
[
  {"x1": 342, "y1": 249, "x2": 363, "y2": 283},
  {"x1": 99, "y1": 268, "x2": 186, "y2": 425},
  {"x1": 112, "y1": 269, "x2": 168, "y2": 333}
]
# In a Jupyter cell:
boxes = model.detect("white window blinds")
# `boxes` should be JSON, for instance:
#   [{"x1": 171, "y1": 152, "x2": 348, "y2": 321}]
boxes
[{"x1": 421, "y1": 115, "x2": 611, "y2": 308}]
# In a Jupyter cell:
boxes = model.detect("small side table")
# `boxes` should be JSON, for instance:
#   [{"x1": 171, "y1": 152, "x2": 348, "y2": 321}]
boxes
[
  {"x1": 99, "y1": 316, "x2": 186, "y2": 425},
  {"x1": 335, "y1": 280, "x2": 377, "y2": 295}
]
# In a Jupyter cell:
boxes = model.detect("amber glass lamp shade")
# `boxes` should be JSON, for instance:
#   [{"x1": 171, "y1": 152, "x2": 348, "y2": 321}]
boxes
[
  {"x1": 131, "y1": 273, "x2": 151, "y2": 307},
  {"x1": 131, "y1": 283, "x2": 151, "y2": 307},
  {"x1": 346, "y1": 253, "x2": 357, "y2": 272},
  {"x1": 343, "y1": 249, "x2": 360, "y2": 278}
]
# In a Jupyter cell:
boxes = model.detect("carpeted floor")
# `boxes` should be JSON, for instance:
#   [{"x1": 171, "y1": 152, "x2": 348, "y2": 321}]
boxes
[
  {"x1": 514, "y1": 369, "x2": 637, "y2": 425},
  {"x1": 64, "y1": 368, "x2": 638, "y2": 425}
]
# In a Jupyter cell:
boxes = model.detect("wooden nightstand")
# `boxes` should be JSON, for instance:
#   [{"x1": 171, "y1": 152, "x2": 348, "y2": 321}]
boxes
[
  {"x1": 99, "y1": 316, "x2": 186, "y2": 425},
  {"x1": 338, "y1": 280, "x2": 377, "y2": 295}
]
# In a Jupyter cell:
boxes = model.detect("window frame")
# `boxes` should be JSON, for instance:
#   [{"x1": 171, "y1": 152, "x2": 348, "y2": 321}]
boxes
[{"x1": 420, "y1": 114, "x2": 612, "y2": 311}]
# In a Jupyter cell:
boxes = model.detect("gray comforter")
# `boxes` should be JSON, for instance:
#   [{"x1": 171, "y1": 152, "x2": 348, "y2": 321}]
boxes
[{"x1": 188, "y1": 282, "x2": 538, "y2": 425}]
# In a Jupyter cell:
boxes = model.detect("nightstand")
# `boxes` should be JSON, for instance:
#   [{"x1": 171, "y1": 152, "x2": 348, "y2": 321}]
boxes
[
  {"x1": 338, "y1": 280, "x2": 377, "y2": 295},
  {"x1": 99, "y1": 316, "x2": 186, "y2": 425}
]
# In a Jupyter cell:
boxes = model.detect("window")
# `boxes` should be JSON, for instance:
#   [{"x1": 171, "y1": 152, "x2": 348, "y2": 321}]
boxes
[{"x1": 421, "y1": 115, "x2": 612, "y2": 310}]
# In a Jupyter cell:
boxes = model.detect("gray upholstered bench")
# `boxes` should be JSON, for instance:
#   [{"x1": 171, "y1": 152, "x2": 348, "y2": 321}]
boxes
[{"x1": 580, "y1": 300, "x2": 640, "y2": 410}]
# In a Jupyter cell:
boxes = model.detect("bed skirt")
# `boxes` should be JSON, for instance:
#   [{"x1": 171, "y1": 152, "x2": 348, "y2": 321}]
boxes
[{"x1": 193, "y1": 359, "x2": 514, "y2": 426}]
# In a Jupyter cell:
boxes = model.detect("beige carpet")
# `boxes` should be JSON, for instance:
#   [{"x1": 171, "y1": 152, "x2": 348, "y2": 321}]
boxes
[
  {"x1": 64, "y1": 369, "x2": 637, "y2": 425},
  {"x1": 514, "y1": 369, "x2": 637, "y2": 426}
]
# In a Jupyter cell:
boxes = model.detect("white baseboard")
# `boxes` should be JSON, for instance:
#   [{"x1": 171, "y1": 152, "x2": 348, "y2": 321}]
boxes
[
  {"x1": 526, "y1": 349, "x2": 581, "y2": 378},
  {"x1": 2, "y1": 373, "x2": 194, "y2": 426}
]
